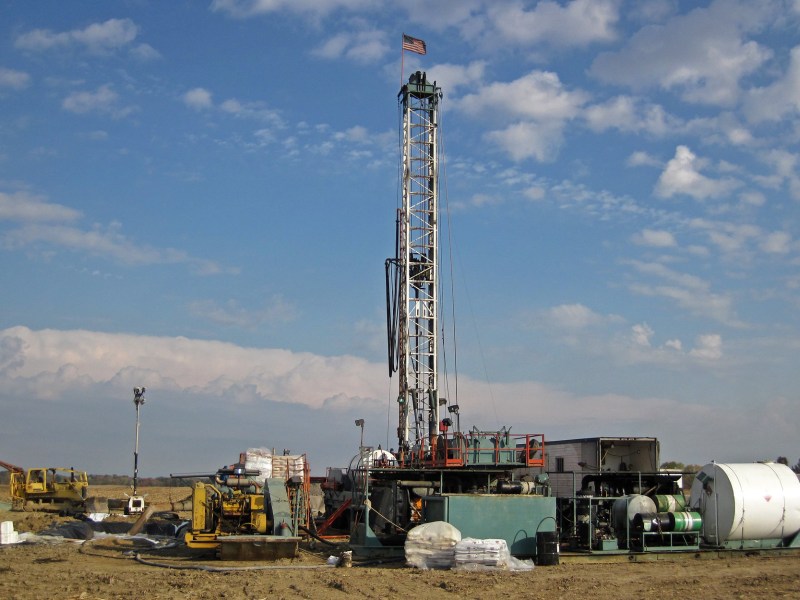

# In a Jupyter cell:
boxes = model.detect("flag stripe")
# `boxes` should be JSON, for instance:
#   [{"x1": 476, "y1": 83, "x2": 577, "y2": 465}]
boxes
[{"x1": 402, "y1": 34, "x2": 426, "y2": 55}]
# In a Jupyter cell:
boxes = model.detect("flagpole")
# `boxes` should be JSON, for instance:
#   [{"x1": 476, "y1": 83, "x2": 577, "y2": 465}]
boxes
[{"x1": 400, "y1": 33, "x2": 405, "y2": 89}]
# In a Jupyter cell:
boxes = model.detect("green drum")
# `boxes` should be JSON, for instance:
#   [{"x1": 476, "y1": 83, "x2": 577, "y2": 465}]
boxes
[
  {"x1": 669, "y1": 511, "x2": 702, "y2": 532},
  {"x1": 654, "y1": 494, "x2": 687, "y2": 512}
]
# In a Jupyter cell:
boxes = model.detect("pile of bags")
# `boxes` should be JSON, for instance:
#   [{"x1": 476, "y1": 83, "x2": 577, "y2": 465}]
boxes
[
  {"x1": 404, "y1": 521, "x2": 461, "y2": 569},
  {"x1": 404, "y1": 521, "x2": 534, "y2": 571}
]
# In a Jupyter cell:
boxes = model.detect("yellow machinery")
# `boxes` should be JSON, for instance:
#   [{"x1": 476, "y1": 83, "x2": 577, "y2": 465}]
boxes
[
  {"x1": 178, "y1": 454, "x2": 311, "y2": 559},
  {"x1": 1, "y1": 462, "x2": 89, "y2": 514}
]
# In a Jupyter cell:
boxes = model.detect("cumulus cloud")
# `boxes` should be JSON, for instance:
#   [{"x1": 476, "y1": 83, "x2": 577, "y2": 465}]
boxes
[
  {"x1": 15, "y1": 18, "x2": 139, "y2": 54},
  {"x1": 0, "y1": 190, "x2": 81, "y2": 223},
  {"x1": 428, "y1": 61, "x2": 487, "y2": 96},
  {"x1": 583, "y1": 95, "x2": 679, "y2": 135},
  {"x1": 760, "y1": 231, "x2": 792, "y2": 254},
  {"x1": 626, "y1": 150, "x2": 661, "y2": 168},
  {"x1": 590, "y1": 0, "x2": 774, "y2": 105},
  {"x1": 544, "y1": 303, "x2": 618, "y2": 329},
  {"x1": 0, "y1": 326, "x2": 387, "y2": 409},
  {"x1": 632, "y1": 228, "x2": 676, "y2": 248},
  {"x1": 458, "y1": 71, "x2": 588, "y2": 162},
  {"x1": 485, "y1": 0, "x2": 620, "y2": 48},
  {"x1": 655, "y1": 146, "x2": 741, "y2": 200},
  {"x1": 459, "y1": 71, "x2": 588, "y2": 121},
  {"x1": 211, "y1": 0, "x2": 372, "y2": 18},
  {"x1": 743, "y1": 45, "x2": 800, "y2": 123},
  {"x1": 184, "y1": 87, "x2": 214, "y2": 110},
  {"x1": 62, "y1": 85, "x2": 136, "y2": 119},
  {"x1": 0, "y1": 67, "x2": 31, "y2": 90},
  {"x1": 311, "y1": 29, "x2": 388, "y2": 63},
  {"x1": 757, "y1": 149, "x2": 800, "y2": 201},
  {"x1": 220, "y1": 98, "x2": 284, "y2": 126},
  {"x1": 689, "y1": 333, "x2": 723, "y2": 360}
]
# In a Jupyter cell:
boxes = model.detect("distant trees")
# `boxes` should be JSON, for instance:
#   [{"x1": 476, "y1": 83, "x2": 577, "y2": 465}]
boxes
[
  {"x1": 0, "y1": 472, "x2": 191, "y2": 486},
  {"x1": 87, "y1": 474, "x2": 193, "y2": 487},
  {"x1": 660, "y1": 461, "x2": 704, "y2": 491}
]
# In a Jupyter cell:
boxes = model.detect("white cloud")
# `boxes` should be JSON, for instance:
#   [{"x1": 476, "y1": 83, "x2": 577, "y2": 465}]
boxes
[
  {"x1": 627, "y1": 260, "x2": 741, "y2": 326},
  {"x1": 458, "y1": 71, "x2": 587, "y2": 162},
  {"x1": 486, "y1": 120, "x2": 565, "y2": 163},
  {"x1": 428, "y1": 61, "x2": 487, "y2": 96},
  {"x1": 545, "y1": 303, "x2": 614, "y2": 329},
  {"x1": 757, "y1": 149, "x2": 800, "y2": 201},
  {"x1": 590, "y1": 0, "x2": 774, "y2": 105},
  {"x1": 583, "y1": 95, "x2": 679, "y2": 135},
  {"x1": 655, "y1": 145, "x2": 741, "y2": 200},
  {"x1": 626, "y1": 150, "x2": 661, "y2": 168},
  {"x1": 486, "y1": 0, "x2": 620, "y2": 48},
  {"x1": 130, "y1": 43, "x2": 161, "y2": 61},
  {"x1": 210, "y1": 0, "x2": 374, "y2": 18},
  {"x1": 311, "y1": 29, "x2": 388, "y2": 63},
  {"x1": 761, "y1": 231, "x2": 792, "y2": 254},
  {"x1": 0, "y1": 67, "x2": 31, "y2": 90},
  {"x1": 689, "y1": 333, "x2": 723, "y2": 360},
  {"x1": 739, "y1": 190, "x2": 765, "y2": 206},
  {"x1": 15, "y1": 18, "x2": 139, "y2": 54},
  {"x1": 220, "y1": 98, "x2": 284, "y2": 126},
  {"x1": 0, "y1": 326, "x2": 386, "y2": 409},
  {"x1": 0, "y1": 191, "x2": 81, "y2": 223},
  {"x1": 62, "y1": 85, "x2": 135, "y2": 118},
  {"x1": 3, "y1": 221, "x2": 230, "y2": 275},
  {"x1": 689, "y1": 218, "x2": 761, "y2": 255},
  {"x1": 632, "y1": 228, "x2": 676, "y2": 248},
  {"x1": 743, "y1": 45, "x2": 800, "y2": 123},
  {"x1": 184, "y1": 87, "x2": 214, "y2": 110},
  {"x1": 459, "y1": 71, "x2": 588, "y2": 122},
  {"x1": 631, "y1": 322, "x2": 653, "y2": 347}
]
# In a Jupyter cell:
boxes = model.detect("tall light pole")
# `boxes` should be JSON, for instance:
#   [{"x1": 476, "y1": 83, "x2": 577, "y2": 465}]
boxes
[
  {"x1": 355, "y1": 419, "x2": 365, "y2": 449},
  {"x1": 132, "y1": 387, "x2": 146, "y2": 496}
]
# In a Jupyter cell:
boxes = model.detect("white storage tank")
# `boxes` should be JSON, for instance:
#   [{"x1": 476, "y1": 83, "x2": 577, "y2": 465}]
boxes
[
  {"x1": 612, "y1": 494, "x2": 656, "y2": 541},
  {"x1": 689, "y1": 462, "x2": 800, "y2": 546}
]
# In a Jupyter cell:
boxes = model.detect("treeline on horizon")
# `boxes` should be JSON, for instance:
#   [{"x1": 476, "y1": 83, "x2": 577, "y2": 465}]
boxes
[{"x1": 0, "y1": 472, "x2": 196, "y2": 487}]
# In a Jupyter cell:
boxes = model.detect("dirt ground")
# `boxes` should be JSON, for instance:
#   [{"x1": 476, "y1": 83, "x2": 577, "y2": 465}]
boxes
[{"x1": 2, "y1": 485, "x2": 800, "y2": 599}]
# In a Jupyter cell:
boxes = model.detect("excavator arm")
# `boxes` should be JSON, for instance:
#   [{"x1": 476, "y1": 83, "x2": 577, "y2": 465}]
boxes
[{"x1": 0, "y1": 460, "x2": 24, "y2": 475}]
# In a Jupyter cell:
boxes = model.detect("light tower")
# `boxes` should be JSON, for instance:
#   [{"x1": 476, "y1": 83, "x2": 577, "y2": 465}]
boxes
[
  {"x1": 387, "y1": 71, "x2": 442, "y2": 460},
  {"x1": 129, "y1": 386, "x2": 146, "y2": 514}
]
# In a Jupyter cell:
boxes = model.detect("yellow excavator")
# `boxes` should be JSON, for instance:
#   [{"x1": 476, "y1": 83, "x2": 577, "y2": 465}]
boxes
[{"x1": 1, "y1": 460, "x2": 89, "y2": 514}]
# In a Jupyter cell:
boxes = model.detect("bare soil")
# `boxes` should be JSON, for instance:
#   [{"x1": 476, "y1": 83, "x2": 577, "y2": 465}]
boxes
[{"x1": 2, "y1": 485, "x2": 799, "y2": 599}]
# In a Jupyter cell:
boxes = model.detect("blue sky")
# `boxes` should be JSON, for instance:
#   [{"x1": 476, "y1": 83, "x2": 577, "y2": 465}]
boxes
[{"x1": 1, "y1": 0, "x2": 799, "y2": 476}]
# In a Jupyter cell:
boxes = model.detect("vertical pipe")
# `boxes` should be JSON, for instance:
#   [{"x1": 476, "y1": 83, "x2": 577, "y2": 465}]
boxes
[{"x1": 133, "y1": 401, "x2": 140, "y2": 496}]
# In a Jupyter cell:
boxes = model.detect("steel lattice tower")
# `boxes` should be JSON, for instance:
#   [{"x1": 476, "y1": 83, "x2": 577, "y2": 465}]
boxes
[{"x1": 397, "y1": 72, "x2": 441, "y2": 455}]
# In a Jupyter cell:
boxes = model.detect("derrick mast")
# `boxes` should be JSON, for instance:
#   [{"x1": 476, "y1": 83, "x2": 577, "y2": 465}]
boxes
[{"x1": 391, "y1": 71, "x2": 442, "y2": 458}]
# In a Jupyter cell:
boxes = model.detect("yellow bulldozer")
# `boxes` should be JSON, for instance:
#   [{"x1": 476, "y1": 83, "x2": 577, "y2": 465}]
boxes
[{"x1": 1, "y1": 460, "x2": 89, "y2": 514}]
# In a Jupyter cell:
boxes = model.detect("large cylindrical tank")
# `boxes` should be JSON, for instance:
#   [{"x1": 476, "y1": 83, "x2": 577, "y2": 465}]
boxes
[{"x1": 689, "y1": 462, "x2": 800, "y2": 545}]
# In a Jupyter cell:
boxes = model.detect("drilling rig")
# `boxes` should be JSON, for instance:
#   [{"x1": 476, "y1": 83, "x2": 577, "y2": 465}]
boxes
[{"x1": 349, "y1": 72, "x2": 556, "y2": 560}]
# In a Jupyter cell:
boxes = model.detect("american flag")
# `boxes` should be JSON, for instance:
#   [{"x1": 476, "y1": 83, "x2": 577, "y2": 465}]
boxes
[{"x1": 402, "y1": 34, "x2": 426, "y2": 55}]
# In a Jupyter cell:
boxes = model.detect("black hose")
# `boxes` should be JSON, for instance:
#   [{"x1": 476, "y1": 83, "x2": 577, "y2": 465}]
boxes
[{"x1": 299, "y1": 525, "x2": 341, "y2": 547}]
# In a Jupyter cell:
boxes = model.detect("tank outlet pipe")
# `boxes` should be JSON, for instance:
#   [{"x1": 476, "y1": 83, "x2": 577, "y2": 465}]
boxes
[
  {"x1": 497, "y1": 481, "x2": 538, "y2": 494},
  {"x1": 397, "y1": 481, "x2": 440, "y2": 488}
]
